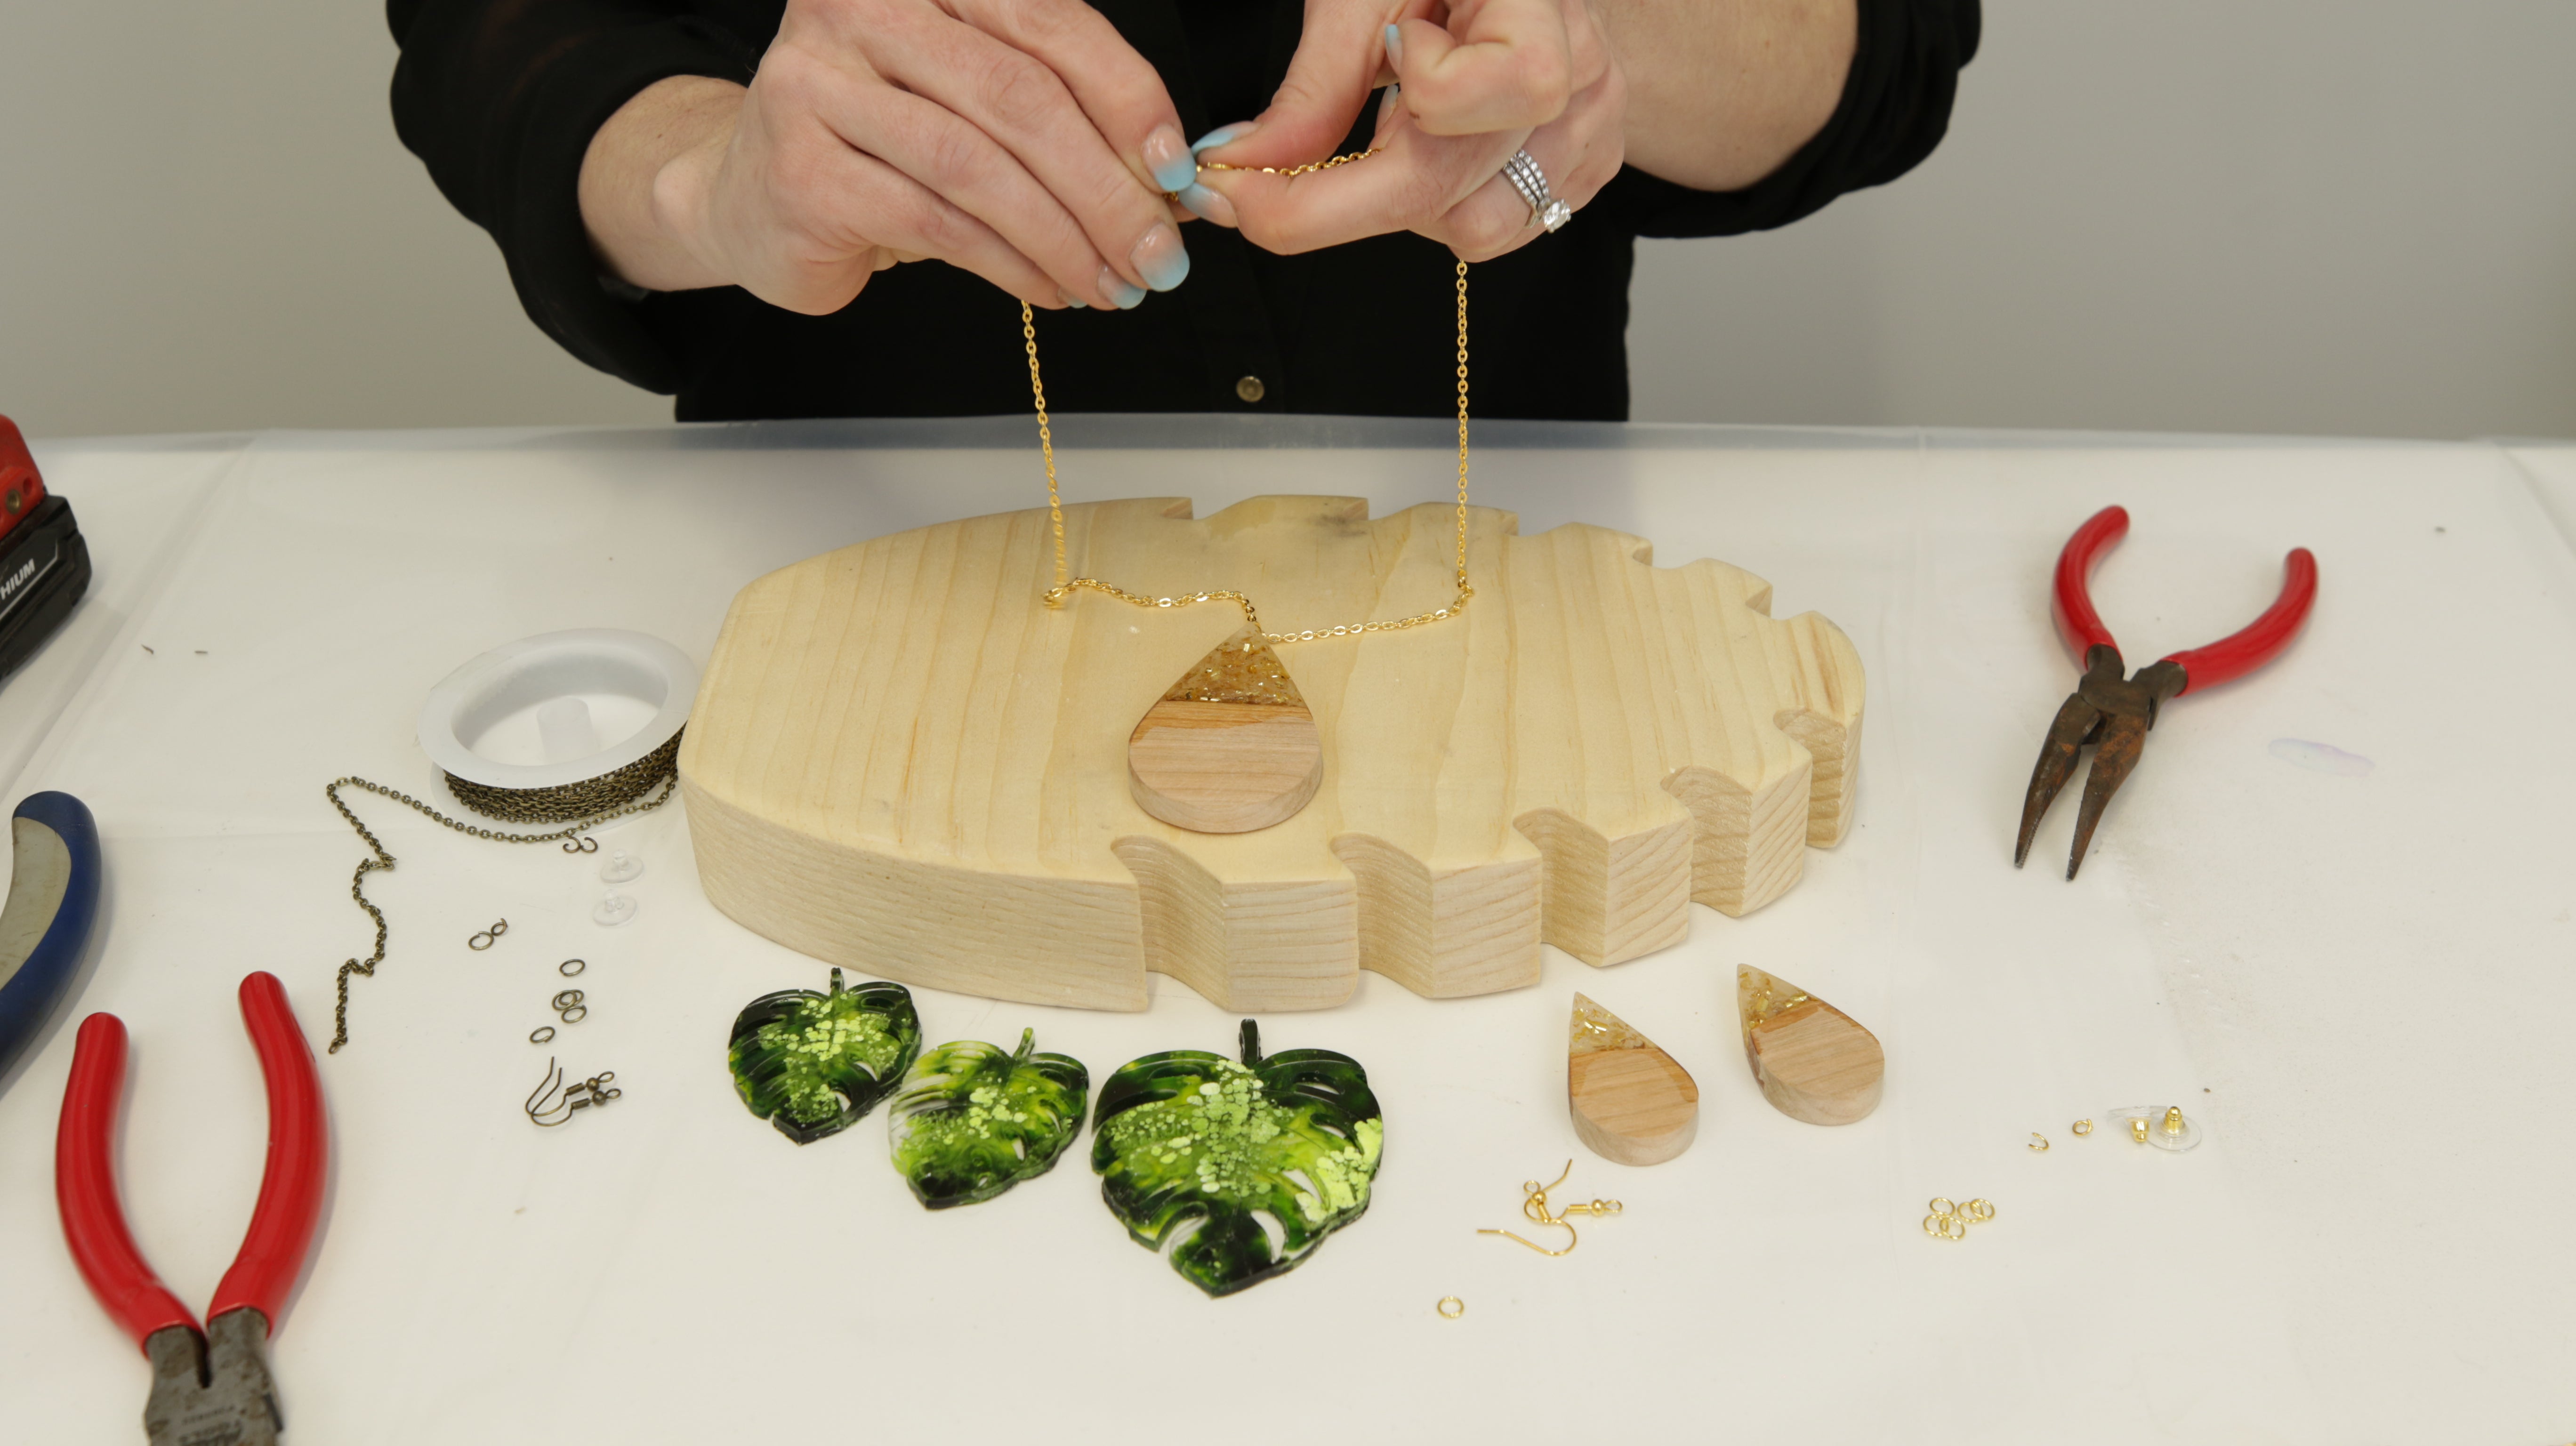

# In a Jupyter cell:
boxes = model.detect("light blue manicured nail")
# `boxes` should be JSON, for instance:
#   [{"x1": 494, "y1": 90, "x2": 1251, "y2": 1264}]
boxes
[
  {"x1": 1098, "y1": 268, "x2": 1145, "y2": 310},
  {"x1": 1176, "y1": 183, "x2": 1234, "y2": 226},
  {"x1": 1384, "y1": 23, "x2": 1403, "y2": 68},
  {"x1": 1135, "y1": 238, "x2": 1190, "y2": 293},
  {"x1": 1190, "y1": 122, "x2": 1257, "y2": 155},
  {"x1": 1145, "y1": 127, "x2": 1198, "y2": 192}
]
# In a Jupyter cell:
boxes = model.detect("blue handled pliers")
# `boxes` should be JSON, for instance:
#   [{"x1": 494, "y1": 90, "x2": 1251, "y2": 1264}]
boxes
[{"x1": 1, "y1": 791, "x2": 102, "y2": 1086}]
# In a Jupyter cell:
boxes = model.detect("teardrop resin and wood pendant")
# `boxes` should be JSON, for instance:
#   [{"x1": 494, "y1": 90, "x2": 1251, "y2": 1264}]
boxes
[
  {"x1": 1566, "y1": 992, "x2": 1699, "y2": 1165},
  {"x1": 1737, "y1": 965, "x2": 1884, "y2": 1125},
  {"x1": 1126, "y1": 626, "x2": 1324, "y2": 833}
]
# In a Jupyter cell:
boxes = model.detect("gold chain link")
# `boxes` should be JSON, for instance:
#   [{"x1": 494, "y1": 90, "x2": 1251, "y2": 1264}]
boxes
[
  {"x1": 1197, "y1": 144, "x2": 1385, "y2": 178},
  {"x1": 1020, "y1": 250, "x2": 1472, "y2": 646}
]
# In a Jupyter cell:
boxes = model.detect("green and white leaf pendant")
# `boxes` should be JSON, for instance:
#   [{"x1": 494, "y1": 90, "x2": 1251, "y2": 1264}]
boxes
[
  {"x1": 728, "y1": 969, "x2": 921, "y2": 1145},
  {"x1": 1092, "y1": 1019, "x2": 1384, "y2": 1298},
  {"x1": 889, "y1": 1028, "x2": 1091, "y2": 1209}
]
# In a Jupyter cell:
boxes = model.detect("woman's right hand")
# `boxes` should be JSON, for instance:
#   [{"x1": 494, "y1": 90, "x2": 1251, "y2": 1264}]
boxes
[{"x1": 580, "y1": 0, "x2": 1202, "y2": 313}]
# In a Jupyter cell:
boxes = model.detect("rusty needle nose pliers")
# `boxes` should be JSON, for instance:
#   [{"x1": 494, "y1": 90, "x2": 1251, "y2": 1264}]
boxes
[
  {"x1": 56, "y1": 972, "x2": 329, "y2": 1445},
  {"x1": 2015, "y1": 506, "x2": 2318, "y2": 880}
]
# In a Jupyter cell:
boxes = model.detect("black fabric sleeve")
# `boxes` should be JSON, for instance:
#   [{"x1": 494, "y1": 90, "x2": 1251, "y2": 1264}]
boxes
[
  {"x1": 1595, "y1": 0, "x2": 1980, "y2": 240},
  {"x1": 387, "y1": 0, "x2": 765, "y2": 391}
]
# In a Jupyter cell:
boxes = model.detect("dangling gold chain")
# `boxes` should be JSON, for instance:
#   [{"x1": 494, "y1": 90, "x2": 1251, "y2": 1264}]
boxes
[{"x1": 1018, "y1": 256, "x2": 1473, "y2": 646}]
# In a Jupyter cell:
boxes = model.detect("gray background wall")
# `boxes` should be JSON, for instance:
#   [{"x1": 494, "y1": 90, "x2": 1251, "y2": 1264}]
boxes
[{"x1": 1, "y1": 1, "x2": 2568, "y2": 440}]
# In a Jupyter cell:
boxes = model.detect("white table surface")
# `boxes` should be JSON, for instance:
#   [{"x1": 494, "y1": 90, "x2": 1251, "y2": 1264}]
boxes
[
  {"x1": 2511, "y1": 442, "x2": 2576, "y2": 538},
  {"x1": 0, "y1": 435, "x2": 247, "y2": 799},
  {"x1": 2, "y1": 419, "x2": 2571, "y2": 1446}
]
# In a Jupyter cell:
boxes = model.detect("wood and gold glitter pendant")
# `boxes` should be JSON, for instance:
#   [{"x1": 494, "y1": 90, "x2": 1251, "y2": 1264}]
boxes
[
  {"x1": 1566, "y1": 992, "x2": 1699, "y2": 1165},
  {"x1": 1126, "y1": 626, "x2": 1324, "y2": 833},
  {"x1": 1737, "y1": 964, "x2": 1884, "y2": 1125},
  {"x1": 1029, "y1": 261, "x2": 1473, "y2": 836}
]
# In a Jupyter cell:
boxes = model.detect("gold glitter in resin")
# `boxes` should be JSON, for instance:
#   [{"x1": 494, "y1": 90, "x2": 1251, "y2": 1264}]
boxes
[
  {"x1": 1569, "y1": 993, "x2": 1651, "y2": 1054},
  {"x1": 1737, "y1": 965, "x2": 1816, "y2": 1030},
  {"x1": 1735, "y1": 964, "x2": 1884, "y2": 1126},
  {"x1": 1160, "y1": 626, "x2": 1304, "y2": 707}
]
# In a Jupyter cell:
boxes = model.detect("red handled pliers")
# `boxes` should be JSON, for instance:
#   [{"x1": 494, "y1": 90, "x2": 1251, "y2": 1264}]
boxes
[
  {"x1": 2014, "y1": 506, "x2": 2319, "y2": 879},
  {"x1": 56, "y1": 972, "x2": 329, "y2": 1446}
]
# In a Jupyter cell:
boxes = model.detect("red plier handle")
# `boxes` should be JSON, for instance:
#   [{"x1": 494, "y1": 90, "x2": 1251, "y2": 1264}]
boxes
[
  {"x1": 2051, "y1": 505, "x2": 2319, "y2": 694},
  {"x1": 56, "y1": 972, "x2": 329, "y2": 1351}
]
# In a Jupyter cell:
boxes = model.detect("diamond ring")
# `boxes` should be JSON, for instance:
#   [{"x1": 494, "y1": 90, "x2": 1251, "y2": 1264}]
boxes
[{"x1": 1500, "y1": 149, "x2": 1573, "y2": 233}]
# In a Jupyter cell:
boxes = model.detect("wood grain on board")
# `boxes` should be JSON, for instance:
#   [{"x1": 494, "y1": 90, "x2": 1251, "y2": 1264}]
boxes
[{"x1": 681, "y1": 496, "x2": 1865, "y2": 1011}]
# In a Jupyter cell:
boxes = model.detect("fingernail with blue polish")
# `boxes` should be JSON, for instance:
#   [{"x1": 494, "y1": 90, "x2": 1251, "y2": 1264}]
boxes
[
  {"x1": 1176, "y1": 182, "x2": 1236, "y2": 227},
  {"x1": 1057, "y1": 289, "x2": 1088, "y2": 310},
  {"x1": 1377, "y1": 83, "x2": 1401, "y2": 127},
  {"x1": 1143, "y1": 126, "x2": 1196, "y2": 193},
  {"x1": 1097, "y1": 267, "x2": 1146, "y2": 310},
  {"x1": 1132, "y1": 223, "x2": 1190, "y2": 292},
  {"x1": 1384, "y1": 23, "x2": 1403, "y2": 68},
  {"x1": 1190, "y1": 122, "x2": 1258, "y2": 155}
]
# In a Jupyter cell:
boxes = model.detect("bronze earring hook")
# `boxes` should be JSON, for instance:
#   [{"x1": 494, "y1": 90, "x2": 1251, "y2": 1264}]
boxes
[{"x1": 525, "y1": 1057, "x2": 621, "y2": 1127}]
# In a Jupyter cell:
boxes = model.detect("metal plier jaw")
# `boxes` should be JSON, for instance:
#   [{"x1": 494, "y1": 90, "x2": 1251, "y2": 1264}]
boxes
[
  {"x1": 2016, "y1": 645, "x2": 2188, "y2": 879},
  {"x1": 145, "y1": 1309, "x2": 283, "y2": 1446},
  {"x1": 2013, "y1": 506, "x2": 2318, "y2": 881}
]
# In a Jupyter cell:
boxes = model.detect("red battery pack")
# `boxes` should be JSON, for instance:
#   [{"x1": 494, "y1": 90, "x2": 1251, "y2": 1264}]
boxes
[
  {"x1": 0, "y1": 415, "x2": 91, "y2": 683},
  {"x1": 0, "y1": 416, "x2": 45, "y2": 546}
]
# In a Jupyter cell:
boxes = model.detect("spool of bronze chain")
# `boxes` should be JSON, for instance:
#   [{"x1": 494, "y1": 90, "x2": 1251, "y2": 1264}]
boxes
[{"x1": 327, "y1": 630, "x2": 697, "y2": 1053}]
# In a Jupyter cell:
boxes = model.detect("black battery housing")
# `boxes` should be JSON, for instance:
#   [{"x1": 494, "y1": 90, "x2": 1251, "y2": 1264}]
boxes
[{"x1": 0, "y1": 495, "x2": 91, "y2": 683}]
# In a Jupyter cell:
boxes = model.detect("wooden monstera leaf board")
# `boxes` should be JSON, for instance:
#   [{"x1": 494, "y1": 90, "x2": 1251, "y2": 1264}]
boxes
[{"x1": 681, "y1": 497, "x2": 1863, "y2": 1012}]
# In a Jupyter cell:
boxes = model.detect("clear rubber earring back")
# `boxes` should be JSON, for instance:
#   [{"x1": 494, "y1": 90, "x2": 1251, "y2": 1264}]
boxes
[
  {"x1": 594, "y1": 891, "x2": 639, "y2": 926},
  {"x1": 2108, "y1": 1104, "x2": 2200, "y2": 1152},
  {"x1": 600, "y1": 849, "x2": 645, "y2": 884}
]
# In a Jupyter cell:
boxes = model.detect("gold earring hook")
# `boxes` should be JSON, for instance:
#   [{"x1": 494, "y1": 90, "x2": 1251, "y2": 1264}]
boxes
[
  {"x1": 1481, "y1": 1220, "x2": 1581, "y2": 1255},
  {"x1": 1521, "y1": 1159, "x2": 1574, "y2": 1200},
  {"x1": 1480, "y1": 1161, "x2": 1623, "y2": 1255}
]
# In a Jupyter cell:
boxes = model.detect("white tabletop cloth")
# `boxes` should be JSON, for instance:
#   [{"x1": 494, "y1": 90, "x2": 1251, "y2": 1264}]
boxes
[{"x1": 2, "y1": 419, "x2": 2569, "y2": 1445}]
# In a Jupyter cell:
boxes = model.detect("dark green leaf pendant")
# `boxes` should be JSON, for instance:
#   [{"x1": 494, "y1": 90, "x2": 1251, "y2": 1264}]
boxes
[
  {"x1": 728, "y1": 968, "x2": 921, "y2": 1144},
  {"x1": 890, "y1": 1028, "x2": 1090, "y2": 1209},
  {"x1": 1092, "y1": 1019, "x2": 1384, "y2": 1297}
]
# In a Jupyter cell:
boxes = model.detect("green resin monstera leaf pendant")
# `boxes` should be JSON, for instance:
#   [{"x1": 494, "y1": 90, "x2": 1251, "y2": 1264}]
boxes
[
  {"x1": 728, "y1": 969, "x2": 921, "y2": 1144},
  {"x1": 889, "y1": 1029, "x2": 1091, "y2": 1209},
  {"x1": 1091, "y1": 1019, "x2": 1384, "y2": 1298}
]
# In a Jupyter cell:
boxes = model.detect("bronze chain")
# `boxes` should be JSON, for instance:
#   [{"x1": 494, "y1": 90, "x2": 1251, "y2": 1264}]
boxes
[{"x1": 322, "y1": 734, "x2": 680, "y2": 1053}]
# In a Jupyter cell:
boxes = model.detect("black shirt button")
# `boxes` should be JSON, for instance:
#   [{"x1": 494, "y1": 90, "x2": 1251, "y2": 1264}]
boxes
[{"x1": 1234, "y1": 375, "x2": 1266, "y2": 403}]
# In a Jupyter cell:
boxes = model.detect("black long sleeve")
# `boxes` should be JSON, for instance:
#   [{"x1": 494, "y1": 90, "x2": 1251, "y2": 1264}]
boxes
[{"x1": 389, "y1": 0, "x2": 1978, "y2": 419}]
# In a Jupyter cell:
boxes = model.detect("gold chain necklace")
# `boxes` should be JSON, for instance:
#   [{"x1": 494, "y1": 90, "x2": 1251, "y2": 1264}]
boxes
[
  {"x1": 1014, "y1": 196, "x2": 1473, "y2": 833},
  {"x1": 1017, "y1": 188, "x2": 1471, "y2": 639}
]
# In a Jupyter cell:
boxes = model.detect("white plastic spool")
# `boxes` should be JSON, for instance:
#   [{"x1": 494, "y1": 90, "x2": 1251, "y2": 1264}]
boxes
[{"x1": 417, "y1": 629, "x2": 697, "y2": 794}]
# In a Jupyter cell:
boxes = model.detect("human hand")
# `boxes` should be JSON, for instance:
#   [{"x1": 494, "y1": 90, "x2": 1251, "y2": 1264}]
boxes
[
  {"x1": 1181, "y1": 0, "x2": 1626, "y2": 261},
  {"x1": 584, "y1": 0, "x2": 1202, "y2": 313}
]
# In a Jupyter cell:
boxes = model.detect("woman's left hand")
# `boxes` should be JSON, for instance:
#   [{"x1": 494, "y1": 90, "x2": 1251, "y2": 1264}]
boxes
[{"x1": 1184, "y1": 0, "x2": 1627, "y2": 261}]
